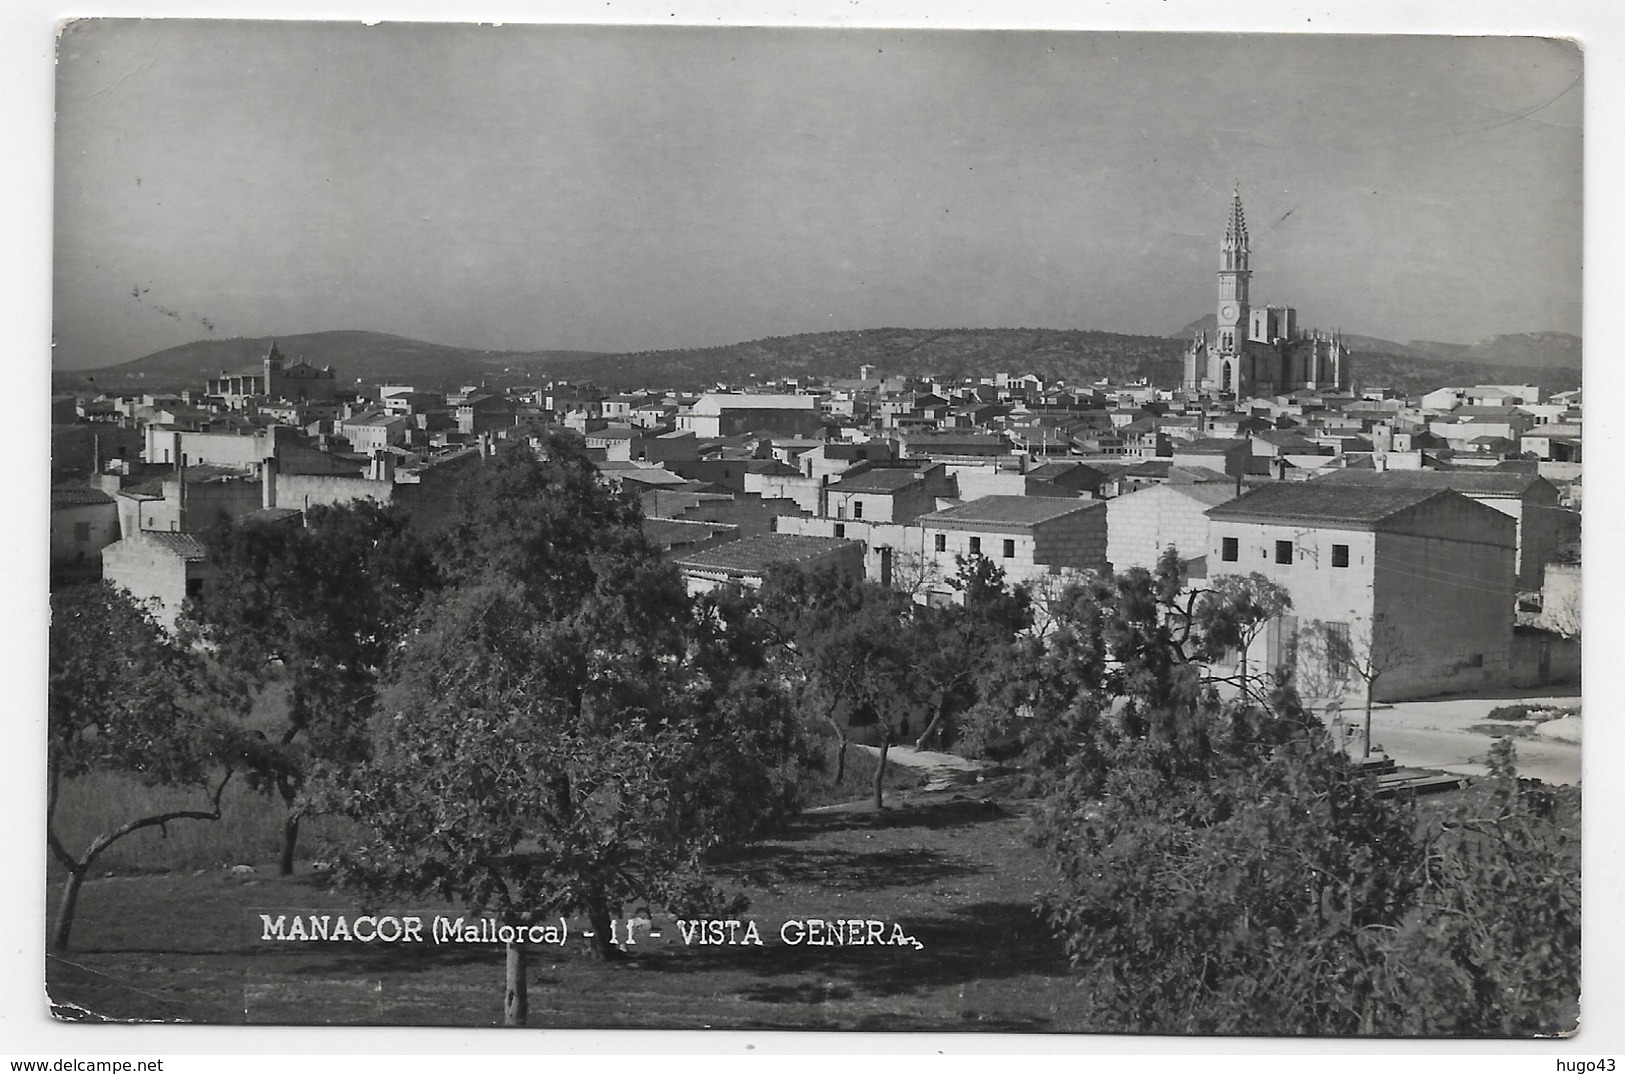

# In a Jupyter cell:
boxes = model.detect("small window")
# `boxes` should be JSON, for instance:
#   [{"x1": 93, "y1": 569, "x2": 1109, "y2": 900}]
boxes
[
  {"x1": 934, "y1": 533, "x2": 946, "y2": 553},
  {"x1": 185, "y1": 577, "x2": 204, "y2": 598},
  {"x1": 852, "y1": 500, "x2": 863, "y2": 520},
  {"x1": 1332, "y1": 544, "x2": 1349, "y2": 568},
  {"x1": 1002, "y1": 539, "x2": 1015, "y2": 559},
  {"x1": 1221, "y1": 537, "x2": 1238, "y2": 562},
  {"x1": 834, "y1": 523, "x2": 845, "y2": 538},
  {"x1": 73, "y1": 522, "x2": 92, "y2": 543},
  {"x1": 1275, "y1": 540, "x2": 1293, "y2": 564},
  {"x1": 970, "y1": 537, "x2": 982, "y2": 555}
]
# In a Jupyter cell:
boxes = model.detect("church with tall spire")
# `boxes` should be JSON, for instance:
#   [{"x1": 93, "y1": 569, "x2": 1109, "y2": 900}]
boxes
[{"x1": 1181, "y1": 185, "x2": 1352, "y2": 397}]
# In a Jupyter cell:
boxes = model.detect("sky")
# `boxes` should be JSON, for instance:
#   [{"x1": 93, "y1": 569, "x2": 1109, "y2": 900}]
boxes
[{"x1": 50, "y1": 21, "x2": 1583, "y2": 370}]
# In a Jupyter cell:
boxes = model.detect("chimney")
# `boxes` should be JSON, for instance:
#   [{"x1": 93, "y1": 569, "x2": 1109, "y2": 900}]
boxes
[{"x1": 262, "y1": 457, "x2": 278, "y2": 510}]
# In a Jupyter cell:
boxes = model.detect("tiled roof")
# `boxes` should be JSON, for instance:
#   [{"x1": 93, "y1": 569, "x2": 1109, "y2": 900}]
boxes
[
  {"x1": 673, "y1": 534, "x2": 858, "y2": 575},
  {"x1": 1314, "y1": 468, "x2": 1544, "y2": 497},
  {"x1": 1167, "y1": 465, "x2": 1233, "y2": 484},
  {"x1": 51, "y1": 486, "x2": 115, "y2": 507},
  {"x1": 1161, "y1": 483, "x2": 1239, "y2": 507},
  {"x1": 242, "y1": 507, "x2": 304, "y2": 525},
  {"x1": 642, "y1": 517, "x2": 736, "y2": 546},
  {"x1": 830, "y1": 468, "x2": 921, "y2": 494},
  {"x1": 917, "y1": 495, "x2": 1102, "y2": 530},
  {"x1": 1175, "y1": 437, "x2": 1250, "y2": 454},
  {"x1": 1027, "y1": 461, "x2": 1103, "y2": 480},
  {"x1": 132, "y1": 532, "x2": 211, "y2": 560},
  {"x1": 1206, "y1": 483, "x2": 1451, "y2": 526}
]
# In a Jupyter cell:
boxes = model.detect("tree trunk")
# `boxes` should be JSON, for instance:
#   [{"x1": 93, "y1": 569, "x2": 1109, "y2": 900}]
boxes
[
  {"x1": 872, "y1": 735, "x2": 890, "y2": 811},
  {"x1": 584, "y1": 895, "x2": 619, "y2": 961},
  {"x1": 277, "y1": 777, "x2": 300, "y2": 877},
  {"x1": 51, "y1": 867, "x2": 87, "y2": 952},
  {"x1": 825, "y1": 711, "x2": 848, "y2": 785},
  {"x1": 915, "y1": 695, "x2": 950, "y2": 750},
  {"x1": 503, "y1": 939, "x2": 528, "y2": 1026},
  {"x1": 1363, "y1": 683, "x2": 1375, "y2": 760},
  {"x1": 279, "y1": 812, "x2": 300, "y2": 877}
]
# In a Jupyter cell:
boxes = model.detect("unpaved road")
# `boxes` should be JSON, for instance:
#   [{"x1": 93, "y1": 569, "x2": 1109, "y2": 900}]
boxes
[{"x1": 1328, "y1": 691, "x2": 1580, "y2": 785}]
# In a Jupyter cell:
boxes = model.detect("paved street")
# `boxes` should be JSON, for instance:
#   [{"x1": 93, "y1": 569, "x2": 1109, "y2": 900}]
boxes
[{"x1": 1326, "y1": 690, "x2": 1581, "y2": 786}]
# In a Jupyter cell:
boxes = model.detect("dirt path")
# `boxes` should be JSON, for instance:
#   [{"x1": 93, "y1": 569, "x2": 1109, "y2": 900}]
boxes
[{"x1": 854, "y1": 743, "x2": 986, "y2": 792}]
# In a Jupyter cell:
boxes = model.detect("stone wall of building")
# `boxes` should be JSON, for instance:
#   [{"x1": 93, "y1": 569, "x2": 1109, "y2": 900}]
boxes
[{"x1": 1106, "y1": 484, "x2": 1230, "y2": 572}]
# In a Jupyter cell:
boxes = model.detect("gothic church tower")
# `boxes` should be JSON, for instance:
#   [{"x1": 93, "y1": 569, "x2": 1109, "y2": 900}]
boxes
[
  {"x1": 1215, "y1": 185, "x2": 1251, "y2": 357},
  {"x1": 1181, "y1": 184, "x2": 1351, "y2": 396}
]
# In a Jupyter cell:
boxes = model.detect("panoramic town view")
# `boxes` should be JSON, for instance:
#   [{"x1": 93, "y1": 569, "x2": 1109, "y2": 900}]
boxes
[{"x1": 41, "y1": 23, "x2": 1583, "y2": 1042}]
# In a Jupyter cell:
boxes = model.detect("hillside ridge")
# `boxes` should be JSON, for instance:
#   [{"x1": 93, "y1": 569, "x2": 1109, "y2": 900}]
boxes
[{"x1": 57, "y1": 325, "x2": 1582, "y2": 397}]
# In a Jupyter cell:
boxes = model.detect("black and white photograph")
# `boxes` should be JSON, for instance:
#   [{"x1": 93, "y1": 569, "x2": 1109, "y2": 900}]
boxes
[{"x1": 32, "y1": 5, "x2": 1604, "y2": 1050}]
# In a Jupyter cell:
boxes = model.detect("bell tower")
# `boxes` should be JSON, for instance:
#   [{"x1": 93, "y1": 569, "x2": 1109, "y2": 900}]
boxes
[{"x1": 1215, "y1": 184, "x2": 1251, "y2": 358}]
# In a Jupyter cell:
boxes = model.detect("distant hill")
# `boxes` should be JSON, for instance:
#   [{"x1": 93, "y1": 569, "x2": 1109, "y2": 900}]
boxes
[
  {"x1": 557, "y1": 328, "x2": 1187, "y2": 390},
  {"x1": 56, "y1": 330, "x2": 608, "y2": 394},
  {"x1": 59, "y1": 324, "x2": 1582, "y2": 399}
]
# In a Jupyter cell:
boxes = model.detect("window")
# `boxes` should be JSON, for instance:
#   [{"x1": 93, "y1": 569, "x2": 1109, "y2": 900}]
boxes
[
  {"x1": 185, "y1": 577, "x2": 204, "y2": 599},
  {"x1": 1221, "y1": 536, "x2": 1238, "y2": 562},
  {"x1": 1332, "y1": 544, "x2": 1350, "y2": 568},
  {"x1": 1324, "y1": 621, "x2": 1351, "y2": 679},
  {"x1": 73, "y1": 522, "x2": 92, "y2": 543},
  {"x1": 934, "y1": 533, "x2": 946, "y2": 553},
  {"x1": 852, "y1": 500, "x2": 863, "y2": 520},
  {"x1": 1002, "y1": 539, "x2": 1015, "y2": 559},
  {"x1": 834, "y1": 523, "x2": 845, "y2": 538},
  {"x1": 969, "y1": 537, "x2": 982, "y2": 555},
  {"x1": 1275, "y1": 540, "x2": 1293, "y2": 564}
]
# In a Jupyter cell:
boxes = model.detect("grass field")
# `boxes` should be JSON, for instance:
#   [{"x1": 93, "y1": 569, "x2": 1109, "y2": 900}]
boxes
[
  {"x1": 48, "y1": 774, "x2": 1077, "y2": 1029},
  {"x1": 44, "y1": 757, "x2": 1579, "y2": 1032}
]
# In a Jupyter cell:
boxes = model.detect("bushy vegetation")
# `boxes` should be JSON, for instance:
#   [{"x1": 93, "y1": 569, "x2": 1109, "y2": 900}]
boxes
[{"x1": 973, "y1": 552, "x2": 1580, "y2": 1035}]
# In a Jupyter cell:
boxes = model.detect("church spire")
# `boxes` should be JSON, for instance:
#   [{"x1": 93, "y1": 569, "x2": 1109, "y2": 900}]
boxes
[{"x1": 1223, "y1": 182, "x2": 1249, "y2": 261}]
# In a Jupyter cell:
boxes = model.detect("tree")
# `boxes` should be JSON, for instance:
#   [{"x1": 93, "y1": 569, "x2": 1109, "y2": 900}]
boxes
[
  {"x1": 996, "y1": 554, "x2": 1579, "y2": 1034},
  {"x1": 182, "y1": 501, "x2": 439, "y2": 874},
  {"x1": 1383, "y1": 739, "x2": 1581, "y2": 1035},
  {"x1": 1191, "y1": 570, "x2": 1294, "y2": 700},
  {"x1": 905, "y1": 554, "x2": 1032, "y2": 753},
  {"x1": 327, "y1": 440, "x2": 803, "y2": 1024},
  {"x1": 986, "y1": 556, "x2": 1427, "y2": 1032},
  {"x1": 48, "y1": 585, "x2": 235, "y2": 951},
  {"x1": 757, "y1": 563, "x2": 915, "y2": 787},
  {"x1": 1301, "y1": 616, "x2": 1417, "y2": 759}
]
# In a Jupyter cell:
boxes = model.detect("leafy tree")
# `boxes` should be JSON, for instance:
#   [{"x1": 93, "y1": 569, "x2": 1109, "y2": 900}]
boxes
[
  {"x1": 1192, "y1": 569, "x2": 1294, "y2": 699},
  {"x1": 997, "y1": 553, "x2": 1579, "y2": 1034},
  {"x1": 906, "y1": 554, "x2": 1032, "y2": 752},
  {"x1": 48, "y1": 584, "x2": 236, "y2": 951},
  {"x1": 327, "y1": 440, "x2": 803, "y2": 1024},
  {"x1": 1381, "y1": 740, "x2": 1581, "y2": 1035},
  {"x1": 991, "y1": 556, "x2": 1426, "y2": 1032},
  {"x1": 756, "y1": 563, "x2": 915, "y2": 787},
  {"x1": 1300, "y1": 616, "x2": 1418, "y2": 759},
  {"x1": 181, "y1": 501, "x2": 439, "y2": 874}
]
